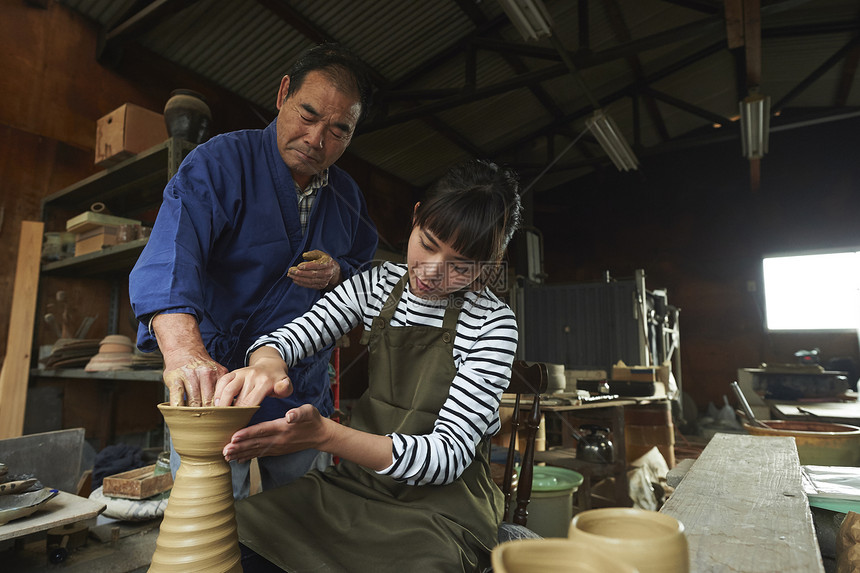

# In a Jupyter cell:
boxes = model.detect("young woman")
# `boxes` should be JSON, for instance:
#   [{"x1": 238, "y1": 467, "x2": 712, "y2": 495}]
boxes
[{"x1": 214, "y1": 159, "x2": 522, "y2": 572}]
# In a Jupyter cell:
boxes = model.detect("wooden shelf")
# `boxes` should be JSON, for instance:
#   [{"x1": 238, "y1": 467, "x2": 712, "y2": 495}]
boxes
[
  {"x1": 40, "y1": 238, "x2": 148, "y2": 276},
  {"x1": 40, "y1": 138, "x2": 195, "y2": 218},
  {"x1": 28, "y1": 137, "x2": 189, "y2": 449},
  {"x1": 31, "y1": 368, "x2": 162, "y2": 382}
]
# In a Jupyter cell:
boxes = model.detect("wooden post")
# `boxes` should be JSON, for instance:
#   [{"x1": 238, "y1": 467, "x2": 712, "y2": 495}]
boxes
[{"x1": 0, "y1": 221, "x2": 44, "y2": 438}]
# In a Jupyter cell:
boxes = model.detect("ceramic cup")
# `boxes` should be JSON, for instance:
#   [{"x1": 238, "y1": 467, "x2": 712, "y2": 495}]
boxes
[
  {"x1": 568, "y1": 507, "x2": 688, "y2": 573},
  {"x1": 492, "y1": 538, "x2": 638, "y2": 573}
]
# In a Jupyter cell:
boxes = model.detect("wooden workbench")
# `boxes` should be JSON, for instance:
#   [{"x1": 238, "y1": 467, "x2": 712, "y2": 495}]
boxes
[
  {"x1": 661, "y1": 433, "x2": 824, "y2": 572},
  {"x1": 769, "y1": 400, "x2": 860, "y2": 426}
]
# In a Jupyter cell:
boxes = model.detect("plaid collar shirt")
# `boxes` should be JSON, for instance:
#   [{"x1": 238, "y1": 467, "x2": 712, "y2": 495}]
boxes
[{"x1": 295, "y1": 169, "x2": 329, "y2": 235}]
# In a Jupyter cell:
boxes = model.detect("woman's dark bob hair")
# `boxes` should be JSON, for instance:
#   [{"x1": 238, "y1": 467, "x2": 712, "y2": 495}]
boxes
[{"x1": 413, "y1": 160, "x2": 522, "y2": 264}]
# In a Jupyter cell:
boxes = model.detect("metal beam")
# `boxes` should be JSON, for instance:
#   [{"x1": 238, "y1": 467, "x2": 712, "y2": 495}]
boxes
[
  {"x1": 640, "y1": 87, "x2": 732, "y2": 125},
  {"x1": 763, "y1": 21, "x2": 860, "y2": 38},
  {"x1": 835, "y1": 42, "x2": 860, "y2": 107},
  {"x1": 606, "y1": 0, "x2": 669, "y2": 141},
  {"x1": 254, "y1": 0, "x2": 330, "y2": 44},
  {"x1": 774, "y1": 34, "x2": 860, "y2": 111},
  {"x1": 422, "y1": 115, "x2": 487, "y2": 158},
  {"x1": 578, "y1": 0, "x2": 591, "y2": 52},
  {"x1": 98, "y1": 0, "x2": 200, "y2": 65},
  {"x1": 371, "y1": 17, "x2": 726, "y2": 123},
  {"x1": 469, "y1": 16, "x2": 724, "y2": 67},
  {"x1": 521, "y1": 107, "x2": 860, "y2": 188},
  {"x1": 490, "y1": 41, "x2": 726, "y2": 158},
  {"x1": 361, "y1": 64, "x2": 568, "y2": 132},
  {"x1": 658, "y1": 0, "x2": 723, "y2": 15},
  {"x1": 104, "y1": 0, "x2": 198, "y2": 42},
  {"x1": 390, "y1": 16, "x2": 509, "y2": 89},
  {"x1": 456, "y1": 1, "x2": 565, "y2": 127}
]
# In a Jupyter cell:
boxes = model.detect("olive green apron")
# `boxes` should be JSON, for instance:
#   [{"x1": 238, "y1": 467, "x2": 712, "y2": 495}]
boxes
[{"x1": 237, "y1": 274, "x2": 502, "y2": 572}]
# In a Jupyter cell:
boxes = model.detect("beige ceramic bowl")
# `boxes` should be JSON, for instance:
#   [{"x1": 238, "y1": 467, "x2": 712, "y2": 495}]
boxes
[
  {"x1": 568, "y1": 508, "x2": 688, "y2": 573},
  {"x1": 492, "y1": 538, "x2": 638, "y2": 573},
  {"x1": 743, "y1": 420, "x2": 860, "y2": 466},
  {"x1": 99, "y1": 334, "x2": 135, "y2": 353}
]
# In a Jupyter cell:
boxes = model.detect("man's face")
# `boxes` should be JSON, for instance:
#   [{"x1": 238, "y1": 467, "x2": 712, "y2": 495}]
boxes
[{"x1": 275, "y1": 70, "x2": 362, "y2": 188}]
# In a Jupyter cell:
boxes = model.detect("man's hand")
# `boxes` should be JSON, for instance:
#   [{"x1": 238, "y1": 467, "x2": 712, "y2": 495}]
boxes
[
  {"x1": 162, "y1": 355, "x2": 227, "y2": 407},
  {"x1": 223, "y1": 404, "x2": 329, "y2": 463},
  {"x1": 288, "y1": 250, "x2": 341, "y2": 290},
  {"x1": 214, "y1": 347, "x2": 293, "y2": 407},
  {"x1": 153, "y1": 313, "x2": 227, "y2": 407}
]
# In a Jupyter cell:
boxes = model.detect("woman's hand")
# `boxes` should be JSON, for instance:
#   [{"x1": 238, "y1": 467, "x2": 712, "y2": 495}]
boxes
[
  {"x1": 223, "y1": 404, "x2": 331, "y2": 463},
  {"x1": 223, "y1": 404, "x2": 395, "y2": 471},
  {"x1": 214, "y1": 347, "x2": 292, "y2": 407}
]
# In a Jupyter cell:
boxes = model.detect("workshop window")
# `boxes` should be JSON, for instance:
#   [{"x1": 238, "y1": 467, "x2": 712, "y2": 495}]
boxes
[{"x1": 762, "y1": 250, "x2": 860, "y2": 331}]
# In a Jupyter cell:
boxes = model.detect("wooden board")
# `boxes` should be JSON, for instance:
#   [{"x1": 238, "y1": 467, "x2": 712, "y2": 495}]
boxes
[
  {"x1": 0, "y1": 491, "x2": 105, "y2": 542},
  {"x1": 771, "y1": 401, "x2": 860, "y2": 425},
  {"x1": 661, "y1": 433, "x2": 825, "y2": 573},
  {"x1": 102, "y1": 464, "x2": 172, "y2": 500},
  {"x1": 66, "y1": 211, "x2": 140, "y2": 233},
  {"x1": 0, "y1": 221, "x2": 44, "y2": 439}
]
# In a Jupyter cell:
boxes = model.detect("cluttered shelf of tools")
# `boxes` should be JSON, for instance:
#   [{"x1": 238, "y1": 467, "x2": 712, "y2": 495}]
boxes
[{"x1": 40, "y1": 237, "x2": 148, "y2": 277}]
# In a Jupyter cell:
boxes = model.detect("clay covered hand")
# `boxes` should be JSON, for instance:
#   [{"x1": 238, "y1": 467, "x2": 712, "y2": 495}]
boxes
[
  {"x1": 162, "y1": 355, "x2": 228, "y2": 407},
  {"x1": 223, "y1": 403, "x2": 328, "y2": 463},
  {"x1": 287, "y1": 250, "x2": 342, "y2": 290},
  {"x1": 214, "y1": 347, "x2": 293, "y2": 407}
]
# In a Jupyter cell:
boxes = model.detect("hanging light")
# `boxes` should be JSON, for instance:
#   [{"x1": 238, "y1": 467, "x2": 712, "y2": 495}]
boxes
[
  {"x1": 497, "y1": 0, "x2": 553, "y2": 41},
  {"x1": 585, "y1": 109, "x2": 639, "y2": 171},
  {"x1": 739, "y1": 93, "x2": 771, "y2": 159}
]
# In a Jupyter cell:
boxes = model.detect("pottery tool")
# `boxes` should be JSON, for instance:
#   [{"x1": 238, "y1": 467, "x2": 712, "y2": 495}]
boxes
[
  {"x1": 796, "y1": 407, "x2": 820, "y2": 418},
  {"x1": 731, "y1": 381, "x2": 770, "y2": 429},
  {"x1": 0, "y1": 478, "x2": 38, "y2": 495},
  {"x1": 44, "y1": 313, "x2": 63, "y2": 339},
  {"x1": 74, "y1": 316, "x2": 97, "y2": 339}
]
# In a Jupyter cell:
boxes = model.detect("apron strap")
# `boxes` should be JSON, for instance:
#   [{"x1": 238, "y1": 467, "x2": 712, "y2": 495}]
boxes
[
  {"x1": 379, "y1": 272, "x2": 408, "y2": 323},
  {"x1": 441, "y1": 293, "x2": 462, "y2": 332},
  {"x1": 359, "y1": 272, "x2": 408, "y2": 345},
  {"x1": 360, "y1": 271, "x2": 466, "y2": 345}
]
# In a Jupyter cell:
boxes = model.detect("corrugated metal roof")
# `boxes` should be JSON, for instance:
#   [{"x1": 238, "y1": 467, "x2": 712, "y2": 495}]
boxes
[{"x1": 58, "y1": 0, "x2": 860, "y2": 191}]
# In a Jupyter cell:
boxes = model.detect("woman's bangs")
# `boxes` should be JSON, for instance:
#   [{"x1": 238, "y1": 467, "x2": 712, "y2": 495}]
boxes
[{"x1": 420, "y1": 196, "x2": 501, "y2": 262}]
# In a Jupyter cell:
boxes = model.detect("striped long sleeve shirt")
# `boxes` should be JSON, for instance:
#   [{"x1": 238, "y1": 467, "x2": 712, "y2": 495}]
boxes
[{"x1": 248, "y1": 262, "x2": 518, "y2": 486}]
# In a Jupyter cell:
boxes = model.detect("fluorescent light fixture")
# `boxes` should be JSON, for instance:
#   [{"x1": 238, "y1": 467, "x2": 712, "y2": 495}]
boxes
[
  {"x1": 585, "y1": 109, "x2": 639, "y2": 171},
  {"x1": 497, "y1": 0, "x2": 553, "y2": 41},
  {"x1": 739, "y1": 93, "x2": 771, "y2": 159}
]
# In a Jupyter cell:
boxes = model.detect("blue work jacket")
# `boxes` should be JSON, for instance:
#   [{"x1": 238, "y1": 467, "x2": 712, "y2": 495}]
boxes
[{"x1": 129, "y1": 120, "x2": 378, "y2": 424}]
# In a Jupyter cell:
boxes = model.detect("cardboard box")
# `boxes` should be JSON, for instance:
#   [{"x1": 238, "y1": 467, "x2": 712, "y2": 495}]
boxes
[
  {"x1": 95, "y1": 103, "x2": 167, "y2": 167},
  {"x1": 74, "y1": 225, "x2": 120, "y2": 256},
  {"x1": 611, "y1": 360, "x2": 670, "y2": 383}
]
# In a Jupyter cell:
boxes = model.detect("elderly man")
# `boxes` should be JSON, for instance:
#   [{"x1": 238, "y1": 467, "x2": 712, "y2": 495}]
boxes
[{"x1": 129, "y1": 43, "x2": 378, "y2": 498}]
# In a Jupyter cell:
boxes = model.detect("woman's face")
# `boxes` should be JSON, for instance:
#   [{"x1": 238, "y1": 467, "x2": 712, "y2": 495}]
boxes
[{"x1": 407, "y1": 225, "x2": 480, "y2": 299}]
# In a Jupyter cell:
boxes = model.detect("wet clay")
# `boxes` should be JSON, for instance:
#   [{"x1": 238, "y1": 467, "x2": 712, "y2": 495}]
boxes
[{"x1": 148, "y1": 403, "x2": 258, "y2": 573}]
